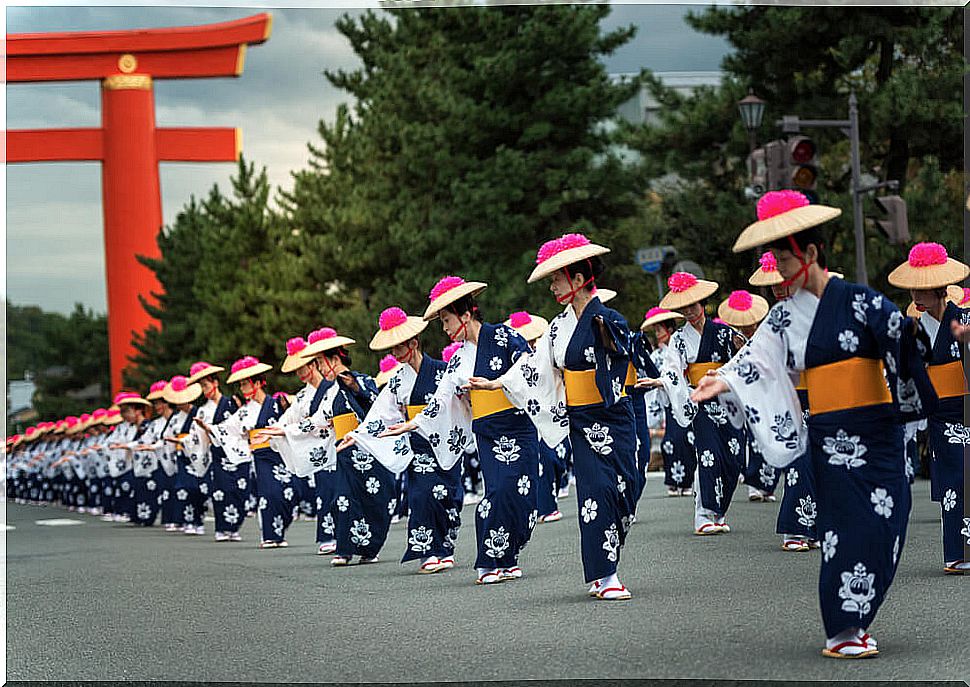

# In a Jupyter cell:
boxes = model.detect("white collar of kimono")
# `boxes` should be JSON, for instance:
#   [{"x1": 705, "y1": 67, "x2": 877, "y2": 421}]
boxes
[
  {"x1": 551, "y1": 305, "x2": 578, "y2": 369},
  {"x1": 674, "y1": 321, "x2": 701, "y2": 364},
  {"x1": 390, "y1": 361, "x2": 418, "y2": 405},
  {"x1": 776, "y1": 287, "x2": 819, "y2": 371},
  {"x1": 448, "y1": 338, "x2": 478, "y2": 384},
  {"x1": 918, "y1": 309, "x2": 941, "y2": 348}
]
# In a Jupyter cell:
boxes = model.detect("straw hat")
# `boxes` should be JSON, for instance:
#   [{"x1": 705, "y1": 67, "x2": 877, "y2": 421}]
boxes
[
  {"x1": 90, "y1": 408, "x2": 108, "y2": 426},
  {"x1": 640, "y1": 306, "x2": 685, "y2": 332},
  {"x1": 733, "y1": 190, "x2": 841, "y2": 253},
  {"x1": 596, "y1": 288, "x2": 617, "y2": 304},
  {"x1": 423, "y1": 276, "x2": 488, "y2": 321},
  {"x1": 887, "y1": 242, "x2": 970, "y2": 291},
  {"x1": 226, "y1": 356, "x2": 273, "y2": 384},
  {"x1": 146, "y1": 380, "x2": 168, "y2": 401},
  {"x1": 102, "y1": 408, "x2": 123, "y2": 426},
  {"x1": 300, "y1": 328, "x2": 356, "y2": 358},
  {"x1": 717, "y1": 291, "x2": 770, "y2": 328},
  {"x1": 281, "y1": 337, "x2": 313, "y2": 373},
  {"x1": 659, "y1": 272, "x2": 719, "y2": 310},
  {"x1": 505, "y1": 311, "x2": 549, "y2": 342},
  {"x1": 375, "y1": 354, "x2": 403, "y2": 388},
  {"x1": 370, "y1": 307, "x2": 429, "y2": 351},
  {"x1": 64, "y1": 416, "x2": 82, "y2": 435},
  {"x1": 186, "y1": 361, "x2": 225, "y2": 385},
  {"x1": 828, "y1": 271, "x2": 844, "y2": 280},
  {"x1": 114, "y1": 391, "x2": 151, "y2": 408},
  {"x1": 947, "y1": 284, "x2": 970, "y2": 306},
  {"x1": 748, "y1": 251, "x2": 784, "y2": 287},
  {"x1": 163, "y1": 375, "x2": 202, "y2": 405},
  {"x1": 528, "y1": 233, "x2": 610, "y2": 283}
]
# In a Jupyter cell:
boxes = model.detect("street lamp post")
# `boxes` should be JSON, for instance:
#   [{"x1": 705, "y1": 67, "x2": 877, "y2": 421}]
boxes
[{"x1": 738, "y1": 90, "x2": 766, "y2": 175}]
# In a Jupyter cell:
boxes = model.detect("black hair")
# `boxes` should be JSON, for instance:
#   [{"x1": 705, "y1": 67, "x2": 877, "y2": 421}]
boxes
[
  {"x1": 242, "y1": 373, "x2": 268, "y2": 387},
  {"x1": 563, "y1": 255, "x2": 605, "y2": 293},
  {"x1": 767, "y1": 227, "x2": 828, "y2": 270},
  {"x1": 443, "y1": 295, "x2": 484, "y2": 323},
  {"x1": 322, "y1": 347, "x2": 352, "y2": 367}
]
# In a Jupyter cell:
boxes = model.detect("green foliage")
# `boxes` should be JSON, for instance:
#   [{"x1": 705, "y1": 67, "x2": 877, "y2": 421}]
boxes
[
  {"x1": 280, "y1": 6, "x2": 644, "y2": 369},
  {"x1": 620, "y1": 5, "x2": 964, "y2": 299},
  {"x1": 7, "y1": 302, "x2": 110, "y2": 428}
]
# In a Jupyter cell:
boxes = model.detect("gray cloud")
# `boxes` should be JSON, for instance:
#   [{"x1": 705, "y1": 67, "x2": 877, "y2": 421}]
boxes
[{"x1": 6, "y1": 5, "x2": 728, "y2": 314}]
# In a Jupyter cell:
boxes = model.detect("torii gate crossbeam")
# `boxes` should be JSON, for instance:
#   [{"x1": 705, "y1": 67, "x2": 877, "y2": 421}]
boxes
[{"x1": 6, "y1": 13, "x2": 273, "y2": 393}]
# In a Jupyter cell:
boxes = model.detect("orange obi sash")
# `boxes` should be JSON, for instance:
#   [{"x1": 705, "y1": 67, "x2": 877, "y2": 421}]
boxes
[
  {"x1": 687, "y1": 362, "x2": 723, "y2": 387},
  {"x1": 804, "y1": 357, "x2": 891, "y2": 416},
  {"x1": 795, "y1": 372, "x2": 807, "y2": 391},
  {"x1": 332, "y1": 413, "x2": 360, "y2": 440},
  {"x1": 927, "y1": 360, "x2": 968, "y2": 399},
  {"x1": 406, "y1": 404, "x2": 427, "y2": 421},
  {"x1": 564, "y1": 369, "x2": 627, "y2": 407},
  {"x1": 624, "y1": 362, "x2": 637, "y2": 388},
  {"x1": 470, "y1": 388, "x2": 515, "y2": 420},
  {"x1": 175, "y1": 433, "x2": 189, "y2": 450},
  {"x1": 248, "y1": 429, "x2": 270, "y2": 451}
]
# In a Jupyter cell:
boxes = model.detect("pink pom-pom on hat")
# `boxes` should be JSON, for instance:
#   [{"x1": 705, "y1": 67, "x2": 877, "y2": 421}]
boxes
[
  {"x1": 169, "y1": 376, "x2": 190, "y2": 392},
  {"x1": 508, "y1": 311, "x2": 533, "y2": 328},
  {"x1": 65, "y1": 416, "x2": 79, "y2": 427},
  {"x1": 379, "y1": 307, "x2": 409, "y2": 331},
  {"x1": 231, "y1": 356, "x2": 261, "y2": 374},
  {"x1": 113, "y1": 392, "x2": 139, "y2": 405},
  {"x1": 441, "y1": 341, "x2": 463, "y2": 363},
  {"x1": 907, "y1": 242, "x2": 948, "y2": 268},
  {"x1": 758, "y1": 251, "x2": 778, "y2": 272},
  {"x1": 379, "y1": 354, "x2": 400, "y2": 373},
  {"x1": 727, "y1": 290, "x2": 754, "y2": 311},
  {"x1": 756, "y1": 190, "x2": 809, "y2": 221},
  {"x1": 429, "y1": 276, "x2": 466, "y2": 302},
  {"x1": 308, "y1": 327, "x2": 336, "y2": 343},
  {"x1": 189, "y1": 361, "x2": 217, "y2": 378},
  {"x1": 535, "y1": 233, "x2": 591, "y2": 265},
  {"x1": 150, "y1": 380, "x2": 167, "y2": 394},
  {"x1": 286, "y1": 337, "x2": 308, "y2": 356},
  {"x1": 92, "y1": 409, "x2": 108, "y2": 420},
  {"x1": 79, "y1": 413, "x2": 92, "y2": 423},
  {"x1": 960, "y1": 287, "x2": 970, "y2": 306},
  {"x1": 643, "y1": 306, "x2": 671, "y2": 321},
  {"x1": 668, "y1": 272, "x2": 698, "y2": 293}
]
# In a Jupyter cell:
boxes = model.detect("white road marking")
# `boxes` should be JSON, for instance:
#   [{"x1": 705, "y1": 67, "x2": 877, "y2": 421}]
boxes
[{"x1": 34, "y1": 519, "x2": 85, "y2": 526}]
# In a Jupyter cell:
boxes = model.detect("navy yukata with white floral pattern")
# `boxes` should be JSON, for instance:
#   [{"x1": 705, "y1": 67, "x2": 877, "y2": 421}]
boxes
[{"x1": 719, "y1": 277, "x2": 936, "y2": 638}]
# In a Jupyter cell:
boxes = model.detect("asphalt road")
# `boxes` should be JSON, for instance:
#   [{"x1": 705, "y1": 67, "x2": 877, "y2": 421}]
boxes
[{"x1": 4, "y1": 476, "x2": 968, "y2": 683}]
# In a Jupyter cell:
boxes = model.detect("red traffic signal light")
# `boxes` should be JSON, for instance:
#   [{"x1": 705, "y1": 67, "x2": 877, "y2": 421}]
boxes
[{"x1": 787, "y1": 135, "x2": 818, "y2": 198}]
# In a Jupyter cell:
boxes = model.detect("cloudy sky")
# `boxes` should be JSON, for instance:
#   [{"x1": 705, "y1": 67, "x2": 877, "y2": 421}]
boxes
[{"x1": 6, "y1": 2, "x2": 730, "y2": 314}]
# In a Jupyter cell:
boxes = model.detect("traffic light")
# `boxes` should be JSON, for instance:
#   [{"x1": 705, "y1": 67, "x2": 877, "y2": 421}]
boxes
[
  {"x1": 747, "y1": 140, "x2": 787, "y2": 195},
  {"x1": 873, "y1": 195, "x2": 909, "y2": 245},
  {"x1": 787, "y1": 135, "x2": 818, "y2": 203}
]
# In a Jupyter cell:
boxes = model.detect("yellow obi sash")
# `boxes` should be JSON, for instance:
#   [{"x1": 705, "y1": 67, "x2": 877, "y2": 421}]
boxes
[
  {"x1": 795, "y1": 372, "x2": 808, "y2": 391},
  {"x1": 470, "y1": 389, "x2": 515, "y2": 420},
  {"x1": 175, "y1": 432, "x2": 189, "y2": 450},
  {"x1": 332, "y1": 413, "x2": 360, "y2": 440},
  {"x1": 564, "y1": 369, "x2": 628, "y2": 407},
  {"x1": 687, "y1": 362, "x2": 723, "y2": 387},
  {"x1": 624, "y1": 362, "x2": 637, "y2": 388},
  {"x1": 406, "y1": 404, "x2": 427, "y2": 421},
  {"x1": 248, "y1": 429, "x2": 270, "y2": 451},
  {"x1": 804, "y1": 357, "x2": 892, "y2": 416},
  {"x1": 927, "y1": 360, "x2": 968, "y2": 399}
]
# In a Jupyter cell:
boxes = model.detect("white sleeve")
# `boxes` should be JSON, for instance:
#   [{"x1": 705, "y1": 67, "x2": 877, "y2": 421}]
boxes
[
  {"x1": 213, "y1": 408, "x2": 255, "y2": 466},
  {"x1": 348, "y1": 382, "x2": 413, "y2": 476},
  {"x1": 658, "y1": 336, "x2": 695, "y2": 428},
  {"x1": 716, "y1": 325, "x2": 805, "y2": 468},
  {"x1": 270, "y1": 386, "x2": 338, "y2": 477},
  {"x1": 411, "y1": 353, "x2": 475, "y2": 469},
  {"x1": 500, "y1": 332, "x2": 569, "y2": 447}
]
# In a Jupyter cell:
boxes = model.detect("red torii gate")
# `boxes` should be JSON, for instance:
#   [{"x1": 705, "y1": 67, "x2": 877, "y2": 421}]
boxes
[{"x1": 6, "y1": 14, "x2": 273, "y2": 393}]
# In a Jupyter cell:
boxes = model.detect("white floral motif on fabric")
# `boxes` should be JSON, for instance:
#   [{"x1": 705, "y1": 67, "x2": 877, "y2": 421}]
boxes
[
  {"x1": 493, "y1": 436, "x2": 521, "y2": 464},
  {"x1": 870, "y1": 488, "x2": 894, "y2": 518},
  {"x1": 838, "y1": 562, "x2": 876, "y2": 618},
  {"x1": 786, "y1": 469, "x2": 799, "y2": 487},
  {"x1": 823, "y1": 430, "x2": 868, "y2": 469},
  {"x1": 699, "y1": 450, "x2": 714, "y2": 468},
  {"x1": 432, "y1": 484, "x2": 447, "y2": 500},
  {"x1": 796, "y1": 495, "x2": 817, "y2": 528},
  {"x1": 484, "y1": 527, "x2": 510, "y2": 558},
  {"x1": 671, "y1": 461, "x2": 685, "y2": 484},
  {"x1": 943, "y1": 489, "x2": 957, "y2": 512},
  {"x1": 602, "y1": 523, "x2": 620, "y2": 562},
  {"x1": 336, "y1": 495, "x2": 350, "y2": 512},
  {"x1": 583, "y1": 423, "x2": 614, "y2": 455},
  {"x1": 272, "y1": 515, "x2": 284, "y2": 538},
  {"x1": 350, "y1": 519, "x2": 372, "y2": 547},
  {"x1": 477, "y1": 498, "x2": 492, "y2": 519},
  {"x1": 822, "y1": 530, "x2": 838, "y2": 562},
  {"x1": 409, "y1": 526, "x2": 433, "y2": 553},
  {"x1": 944, "y1": 423, "x2": 970, "y2": 446},
  {"x1": 581, "y1": 498, "x2": 598, "y2": 523},
  {"x1": 517, "y1": 475, "x2": 531, "y2": 496},
  {"x1": 136, "y1": 503, "x2": 152, "y2": 520}
]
